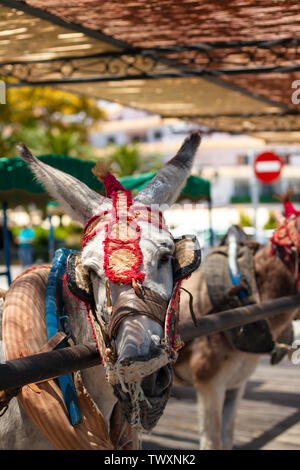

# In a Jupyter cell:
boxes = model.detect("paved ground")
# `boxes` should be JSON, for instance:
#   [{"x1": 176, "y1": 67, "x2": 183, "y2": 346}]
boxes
[{"x1": 141, "y1": 355, "x2": 300, "y2": 450}]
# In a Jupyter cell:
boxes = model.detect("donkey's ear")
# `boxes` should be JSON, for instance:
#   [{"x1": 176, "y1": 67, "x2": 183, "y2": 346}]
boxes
[
  {"x1": 134, "y1": 131, "x2": 201, "y2": 206},
  {"x1": 17, "y1": 143, "x2": 106, "y2": 225}
]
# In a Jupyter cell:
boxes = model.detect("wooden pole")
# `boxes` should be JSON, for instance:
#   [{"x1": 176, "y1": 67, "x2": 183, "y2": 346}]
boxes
[
  {"x1": 0, "y1": 342, "x2": 99, "y2": 391},
  {"x1": 1, "y1": 294, "x2": 299, "y2": 391},
  {"x1": 179, "y1": 294, "x2": 300, "y2": 342}
]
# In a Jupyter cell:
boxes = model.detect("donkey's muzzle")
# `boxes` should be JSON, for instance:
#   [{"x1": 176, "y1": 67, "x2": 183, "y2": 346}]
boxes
[
  {"x1": 114, "y1": 363, "x2": 173, "y2": 431},
  {"x1": 108, "y1": 287, "x2": 168, "y2": 340},
  {"x1": 141, "y1": 362, "x2": 173, "y2": 396},
  {"x1": 115, "y1": 315, "x2": 163, "y2": 363}
]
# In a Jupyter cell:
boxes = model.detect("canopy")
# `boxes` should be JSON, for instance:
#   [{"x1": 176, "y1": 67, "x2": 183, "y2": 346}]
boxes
[
  {"x1": 0, "y1": 154, "x2": 211, "y2": 207},
  {"x1": 1, "y1": 0, "x2": 300, "y2": 140}
]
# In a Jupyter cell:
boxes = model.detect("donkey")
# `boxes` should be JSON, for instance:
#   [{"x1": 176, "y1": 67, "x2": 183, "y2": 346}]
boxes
[
  {"x1": 174, "y1": 212, "x2": 300, "y2": 450},
  {"x1": 0, "y1": 132, "x2": 201, "y2": 450}
]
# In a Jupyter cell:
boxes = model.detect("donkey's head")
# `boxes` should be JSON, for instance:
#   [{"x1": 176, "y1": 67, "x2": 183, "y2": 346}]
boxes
[
  {"x1": 271, "y1": 191, "x2": 300, "y2": 282},
  {"x1": 18, "y1": 132, "x2": 201, "y2": 431}
]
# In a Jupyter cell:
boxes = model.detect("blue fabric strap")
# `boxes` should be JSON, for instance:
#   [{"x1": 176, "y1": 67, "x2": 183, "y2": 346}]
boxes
[
  {"x1": 45, "y1": 248, "x2": 82, "y2": 426},
  {"x1": 229, "y1": 270, "x2": 248, "y2": 300}
]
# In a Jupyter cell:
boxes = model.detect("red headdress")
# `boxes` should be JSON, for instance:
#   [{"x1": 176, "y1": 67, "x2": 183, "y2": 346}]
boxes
[
  {"x1": 274, "y1": 189, "x2": 300, "y2": 220},
  {"x1": 271, "y1": 190, "x2": 300, "y2": 286},
  {"x1": 283, "y1": 201, "x2": 300, "y2": 220},
  {"x1": 92, "y1": 159, "x2": 128, "y2": 198},
  {"x1": 88, "y1": 162, "x2": 145, "y2": 286}
]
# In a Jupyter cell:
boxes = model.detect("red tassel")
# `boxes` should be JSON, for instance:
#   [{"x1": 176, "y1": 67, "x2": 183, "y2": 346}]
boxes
[
  {"x1": 284, "y1": 201, "x2": 300, "y2": 220},
  {"x1": 103, "y1": 172, "x2": 126, "y2": 198}
]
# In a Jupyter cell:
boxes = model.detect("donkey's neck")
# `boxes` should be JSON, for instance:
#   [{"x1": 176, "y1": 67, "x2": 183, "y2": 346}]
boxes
[
  {"x1": 254, "y1": 243, "x2": 299, "y2": 338},
  {"x1": 254, "y1": 244, "x2": 298, "y2": 300},
  {"x1": 63, "y1": 291, "x2": 117, "y2": 429}
]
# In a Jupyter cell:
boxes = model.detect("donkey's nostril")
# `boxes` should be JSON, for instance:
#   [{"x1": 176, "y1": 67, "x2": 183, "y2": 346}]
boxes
[
  {"x1": 156, "y1": 364, "x2": 172, "y2": 391},
  {"x1": 141, "y1": 364, "x2": 172, "y2": 397}
]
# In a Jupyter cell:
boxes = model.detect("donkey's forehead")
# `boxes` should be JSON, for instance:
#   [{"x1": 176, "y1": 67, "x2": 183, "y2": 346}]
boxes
[
  {"x1": 83, "y1": 220, "x2": 173, "y2": 250},
  {"x1": 138, "y1": 220, "x2": 174, "y2": 251},
  {"x1": 81, "y1": 216, "x2": 173, "y2": 259}
]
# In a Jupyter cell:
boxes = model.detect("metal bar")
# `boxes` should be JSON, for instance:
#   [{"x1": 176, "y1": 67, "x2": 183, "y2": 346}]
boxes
[
  {"x1": 204, "y1": 128, "x2": 300, "y2": 134},
  {"x1": 179, "y1": 294, "x2": 300, "y2": 343},
  {"x1": 5, "y1": 72, "x2": 201, "y2": 87},
  {"x1": 1, "y1": 38, "x2": 300, "y2": 67},
  {"x1": 0, "y1": 49, "x2": 145, "y2": 67},
  {"x1": 179, "y1": 126, "x2": 300, "y2": 134},
  {"x1": 149, "y1": 37, "x2": 300, "y2": 51},
  {"x1": 1, "y1": 294, "x2": 300, "y2": 391},
  {"x1": 211, "y1": 64, "x2": 300, "y2": 75},
  {"x1": 1, "y1": 202, "x2": 11, "y2": 286},
  {"x1": 4, "y1": 63, "x2": 300, "y2": 90},
  {"x1": 163, "y1": 111, "x2": 300, "y2": 119},
  {"x1": 0, "y1": 342, "x2": 100, "y2": 391}
]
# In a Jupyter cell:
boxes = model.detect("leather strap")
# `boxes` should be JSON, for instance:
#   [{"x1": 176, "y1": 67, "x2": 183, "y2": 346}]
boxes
[
  {"x1": 107, "y1": 287, "x2": 168, "y2": 339},
  {"x1": 207, "y1": 281, "x2": 248, "y2": 314}
]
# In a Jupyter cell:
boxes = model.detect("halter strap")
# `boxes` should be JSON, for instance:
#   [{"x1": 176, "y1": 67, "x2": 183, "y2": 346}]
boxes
[
  {"x1": 81, "y1": 191, "x2": 171, "y2": 288},
  {"x1": 82, "y1": 206, "x2": 170, "y2": 247},
  {"x1": 106, "y1": 287, "x2": 168, "y2": 340}
]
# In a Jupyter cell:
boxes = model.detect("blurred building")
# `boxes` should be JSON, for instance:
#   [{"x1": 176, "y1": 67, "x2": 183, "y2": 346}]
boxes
[{"x1": 90, "y1": 102, "x2": 300, "y2": 211}]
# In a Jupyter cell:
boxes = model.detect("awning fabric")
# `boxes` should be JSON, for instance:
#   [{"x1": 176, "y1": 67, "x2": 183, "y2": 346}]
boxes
[
  {"x1": 0, "y1": 154, "x2": 210, "y2": 206},
  {"x1": 1, "y1": 0, "x2": 300, "y2": 140}
]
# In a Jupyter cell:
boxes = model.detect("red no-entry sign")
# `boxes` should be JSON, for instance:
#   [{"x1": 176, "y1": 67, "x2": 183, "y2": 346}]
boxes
[{"x1": 254, "y1": 151, "x2": 283, "y2": 184}]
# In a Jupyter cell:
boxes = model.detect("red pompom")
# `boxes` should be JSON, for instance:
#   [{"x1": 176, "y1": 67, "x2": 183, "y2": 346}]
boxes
[
  {"x1": 283, "y1": 201, "x2": 300, "y2": 219},
  {"x1": 103, "y1": 172, "x2": 125, "y2": 197}
]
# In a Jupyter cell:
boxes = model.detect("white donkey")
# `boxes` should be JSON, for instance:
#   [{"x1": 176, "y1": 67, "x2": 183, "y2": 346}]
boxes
[{"x1": 0, "y1": 132, "x2": 201, "y2": 450}]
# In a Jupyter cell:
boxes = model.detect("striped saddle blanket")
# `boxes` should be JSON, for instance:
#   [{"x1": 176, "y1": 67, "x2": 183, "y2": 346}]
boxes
[{"x1": 2, "y1": 265, "x2": 137, "y2": 450}]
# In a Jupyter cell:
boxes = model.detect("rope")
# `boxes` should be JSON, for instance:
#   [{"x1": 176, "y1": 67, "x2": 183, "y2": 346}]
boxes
[{"x1": 179, "y1": 286, "x2": 197, "y2": 327}]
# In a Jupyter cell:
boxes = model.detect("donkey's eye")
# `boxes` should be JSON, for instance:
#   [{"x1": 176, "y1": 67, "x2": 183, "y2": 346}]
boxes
[
  {"x1": 89, "y1": 269, "x2": 99, "y2": 283},
  {"x1": 89, "y1": 269, "x2": 95, "y2": 279},
  {"x1": 158, "y1": 253, "x2": 171, "y2": 266}
]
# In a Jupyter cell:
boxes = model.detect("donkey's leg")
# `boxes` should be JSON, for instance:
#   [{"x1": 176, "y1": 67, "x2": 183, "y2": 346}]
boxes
[
  {"x1": 196, "y1": 382, "x2": 226, "y2": 450},
  {"x1": 221, "y1": 383, "x2": 246, "y2": 450}
]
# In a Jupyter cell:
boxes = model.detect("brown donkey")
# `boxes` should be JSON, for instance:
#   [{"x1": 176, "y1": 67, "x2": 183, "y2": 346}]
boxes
[{"x1": 174, "y1": 197, "x2": 300, "y2": 450}]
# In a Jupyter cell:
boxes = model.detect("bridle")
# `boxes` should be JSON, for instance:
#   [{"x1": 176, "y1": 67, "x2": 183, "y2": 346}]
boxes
[
  {"x1": 66, "y1": 179, "x2": 201, "y2": 390},
  {"x1": 64, "y1": 168, "x2": 202, "y2": 430},
  {"x1": 82, "y1": 189, "x2": 181, "y2": 340},
  {"x1": 271, "y1": 212, "x2": 300, "y2": 286}
]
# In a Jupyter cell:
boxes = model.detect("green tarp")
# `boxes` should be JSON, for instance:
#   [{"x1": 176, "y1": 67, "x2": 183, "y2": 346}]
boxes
[{"x1": 0, "y1": 154, "x2": 210, "y2": 206}]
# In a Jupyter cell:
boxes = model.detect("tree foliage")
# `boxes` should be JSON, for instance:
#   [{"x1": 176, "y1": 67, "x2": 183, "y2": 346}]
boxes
[
  {"x1": 238, "y1": 209, "x2": 253, "y2": 227},
  {"x1": 263, "y1": 210, "x2": 278, "y2": 230},
  {"x1": 108, "y1": 143, "x2": 162, "y2": 177},
  {"x1": 0, "y1": 86, "x2": 105, "y2": 158}
]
